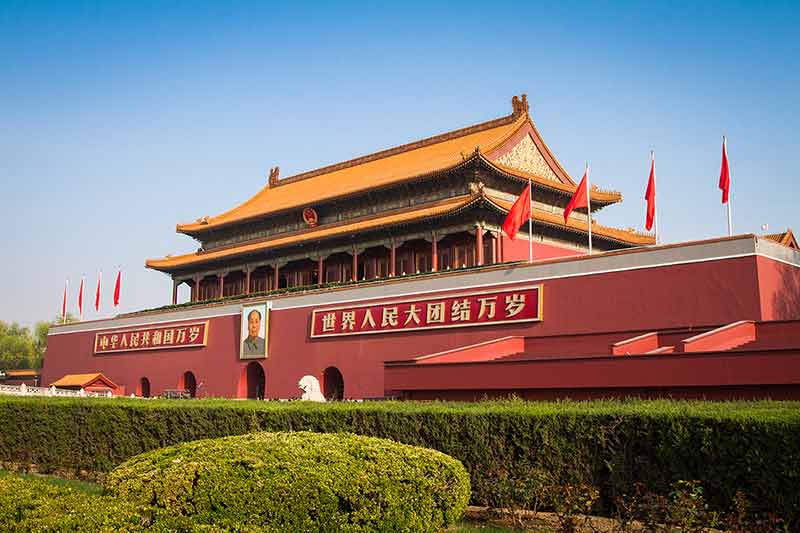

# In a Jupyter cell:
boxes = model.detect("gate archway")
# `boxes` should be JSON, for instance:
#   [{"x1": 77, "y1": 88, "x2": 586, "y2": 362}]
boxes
[
  {"x1": 181, "y1": 371, "x2": 197, "y2": 398},
  {"x1": 323, "y1": 366, "x2": 344, "y2": 400},
  {"x1": 138, "y1": 377, "x2": 151, "y2": 398},
  {"x1": 246, "y1": 361, "x2": 265, "y2": 400}
]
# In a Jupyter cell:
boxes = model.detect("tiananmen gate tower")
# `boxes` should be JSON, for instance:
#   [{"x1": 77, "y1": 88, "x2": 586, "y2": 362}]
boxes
[{"x1": 44, "y1": 95, "x2": 800, "y2": 401}]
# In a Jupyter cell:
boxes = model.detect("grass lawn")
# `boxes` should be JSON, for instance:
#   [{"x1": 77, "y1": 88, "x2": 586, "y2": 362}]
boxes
[{"x1": 0, "y1": 468, "x2": 103, "y2": 495}]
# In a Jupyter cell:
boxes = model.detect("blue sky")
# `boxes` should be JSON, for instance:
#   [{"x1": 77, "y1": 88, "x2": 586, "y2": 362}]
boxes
[{"x1": 1, "y1": 1, "x2": 798, "y2": 326}]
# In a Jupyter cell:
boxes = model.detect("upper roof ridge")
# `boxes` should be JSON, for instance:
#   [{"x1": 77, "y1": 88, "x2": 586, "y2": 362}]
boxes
[
  {"x1": 272, "y1": 95, "x2": 528, "y2": 188},
  {"x1": 176, "y1": 95, "x2": 533, "y2": 234}
]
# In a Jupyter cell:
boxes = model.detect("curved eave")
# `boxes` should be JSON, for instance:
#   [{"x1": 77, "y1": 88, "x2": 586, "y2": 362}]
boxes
[
  {"x1": 763, "y1": 228, "x2": 797, "y2": 249},
  {"x1": 483, "y1": 194, "x2": 654, "y2": 246},
  {"x1": 483, "y1": 157, "x2": 623, "y2": 207},
  {"x1": 148, "y1": 194, "x2": 487, "y2": 273}
]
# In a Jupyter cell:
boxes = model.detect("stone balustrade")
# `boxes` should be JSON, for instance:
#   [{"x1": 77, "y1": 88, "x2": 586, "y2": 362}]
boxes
[{"x1": 0, "y1": 383, "x2": 119, "y2": 398}]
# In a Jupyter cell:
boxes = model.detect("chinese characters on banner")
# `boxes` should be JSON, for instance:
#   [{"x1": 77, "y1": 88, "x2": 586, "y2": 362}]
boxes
[
  {"x1": 310, "y1": 285, "x2": 542, "y2": 338},
  {"x1": 94, "y1": 321, "x2": 209, "y2": 354}
]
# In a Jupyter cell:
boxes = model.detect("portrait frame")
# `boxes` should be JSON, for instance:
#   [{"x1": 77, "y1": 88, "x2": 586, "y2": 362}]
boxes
[{"x1": 240, "y1": 303, "x2": 269, "y2": 360}]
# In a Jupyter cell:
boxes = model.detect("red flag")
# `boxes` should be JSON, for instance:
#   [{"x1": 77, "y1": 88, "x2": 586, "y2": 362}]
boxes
[
  {"x1": 78, "y1": 277, "x2": 85, "y2": 320},
  {"x1": 719, "y1": 137, "x2": 730, "y2": 204},
  {"x1": 501, "y1": 182, "x2": 532, "y2": 240},
  {"x1": 564, "y1": 169, "x2": 589, "y2": 223},
  {"x1": 61, "y1": 279, "x2": 68, "y2": 323},
  {"x1": 645, "y1": 154, "x2": 656, "y2": 231},
  {"x1": 113, "y1": 269, "x2": 121, "y2": 307},
  {"x1": 95, "y1": 271, "x2": 101, "y2": 312}
]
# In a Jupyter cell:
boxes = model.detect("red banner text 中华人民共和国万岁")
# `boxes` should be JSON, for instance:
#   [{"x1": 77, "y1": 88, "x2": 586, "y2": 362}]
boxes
[{"x1": 93, "y1": 321, "x2": 209, "y2": 354}]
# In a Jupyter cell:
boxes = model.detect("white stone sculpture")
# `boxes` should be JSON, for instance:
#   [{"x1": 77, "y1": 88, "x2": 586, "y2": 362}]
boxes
[
  {"x1": 298, "y1": 375, "x2": 326, "y2": 402},
  {"x1": 19, "y1": 383, "x2": 27, "y2": 395},
  {"x1": 49, "y1": 385, "x2": 56, "y2": 396}
]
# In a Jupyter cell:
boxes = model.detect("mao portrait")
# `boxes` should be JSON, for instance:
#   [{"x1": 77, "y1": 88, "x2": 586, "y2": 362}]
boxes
[{"x1": 240, "y1": 304, "x2": 268, "y2": 359}]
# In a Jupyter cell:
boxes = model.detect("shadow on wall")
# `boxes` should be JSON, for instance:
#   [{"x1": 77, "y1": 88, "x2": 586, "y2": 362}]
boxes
[{"x1": 773, "y1": 265, "x2": 800, "y2": 320}]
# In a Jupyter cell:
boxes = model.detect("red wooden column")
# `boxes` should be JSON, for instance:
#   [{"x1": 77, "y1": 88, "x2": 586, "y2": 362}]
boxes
[
  {"x1": 352, "y1": 248, "x2": 359, "y2": 282},
  {"x1": 431, "y1": 232, "x2": 438, "y2": 272},
  {"x1": 218, "y1": 273, "x2": 225, "y2": 298},
  {"x1": 172, "y1": 280, "x2": 179, "y2": 305},
  {"x1": 317, "y1": 256, "x2": 324, "y2": 284},
  {"x1": 390, "y1": 239, "x2": 397, "y2": 277},
  {"x1": 498, "y1": 232, "x2": 505, "y2": 263},
  {"x1": 475, "y1": 225, "x2": 484, "y2": 266},
  {"x1": 273, "y1": 264, "x2": 280, "y2": 290},
  {"x1": 192, "y1": 275, "x2": 202, "y2": 302},
  {"x1": 244, "y1": 269, "x2": 251, "y2": 295}
]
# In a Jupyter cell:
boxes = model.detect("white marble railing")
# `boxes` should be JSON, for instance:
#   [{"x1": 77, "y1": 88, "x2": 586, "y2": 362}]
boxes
[{"x1": 0, "y1": 383, "x2": 115, "y2": 398}]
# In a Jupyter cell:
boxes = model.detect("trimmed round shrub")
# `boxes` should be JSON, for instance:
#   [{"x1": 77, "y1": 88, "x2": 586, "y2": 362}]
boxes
[{"x1": 105, "y1": 431, "x2": 470, "y2": 532}]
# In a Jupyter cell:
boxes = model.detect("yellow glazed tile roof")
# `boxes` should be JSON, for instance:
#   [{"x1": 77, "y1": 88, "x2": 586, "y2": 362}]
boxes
[
  {"x1": 177, "y1": 112, "x2": 529, "y2": 234},
  {"x1": 50, "y1": 373, "x2": 118, "y2": 389},
  {"x1": 763, "y1": 228, "x2": 797, "y2": 249},
  {"x1": 4, "y1": 369, "x2": 39, "y2": 377},
  {"x1": 148, "y1": 195, "x2": 479, "y2": 270}
]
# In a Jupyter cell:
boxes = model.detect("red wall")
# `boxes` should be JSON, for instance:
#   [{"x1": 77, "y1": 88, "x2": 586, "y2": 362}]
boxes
[
  {"x1": 500, "y1": 236, "x2": 583, "y2": 262},
  {"x1": 43, "y1": 316, "x2": 246, "y2": 399},
  {"x1": 385, "y1": 347, "x2": 800, "y2": 401},
  {"x1": 757, "y1": 255, "x2": 800, "y2": 320},
  {"x1": 43, "y1": 254, "x2": 783, "y2": 400}
]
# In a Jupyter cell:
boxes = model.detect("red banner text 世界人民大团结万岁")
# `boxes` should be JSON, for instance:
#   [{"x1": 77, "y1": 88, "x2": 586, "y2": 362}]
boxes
[{"x1": 310, "y1": 285, "x2": 541, "y2": 338}]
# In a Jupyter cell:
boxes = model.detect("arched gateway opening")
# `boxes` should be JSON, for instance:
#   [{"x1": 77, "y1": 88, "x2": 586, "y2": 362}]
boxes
[
  {"x1": 246, "y1": 361, "x2": 265, "y2": 399},
  {"x1": 323, "y1": 366, "x2": 344, "y2": 400},
  {"x1": 181, "y1": 371, "x2": 197, "y2": 398},
  {"x1": 138, "y1": 377, "x2": 151, "y2": 398}
]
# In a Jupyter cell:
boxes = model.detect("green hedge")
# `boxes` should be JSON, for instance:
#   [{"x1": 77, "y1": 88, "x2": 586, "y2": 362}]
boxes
[
  {"x1": 106, "y1": 431, "x2": 469, "y2": 532},
  {"x1": 2, "y1": 397, "x2": 799, "y2": 525}
]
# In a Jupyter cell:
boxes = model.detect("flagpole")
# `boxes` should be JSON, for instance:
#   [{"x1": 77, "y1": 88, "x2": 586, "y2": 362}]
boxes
[
  {"x1": 652, "y1": 150, "x2": 659, "y2": 245},
  {"x1": 585, "y1": 162, "x2": 592, "y2": 254},
  {"x1": 727, "y1": 197, "x2": 733, "y2": 236},
  {"x1": 724, "y1": 136, "x2": 733, "y2": 236},
  {"x1": 528, "y1": 178, "x2": 533, "y2": 263},
  {"x1": 63, "y1": 278, "x2": 69, "y2": 324}
]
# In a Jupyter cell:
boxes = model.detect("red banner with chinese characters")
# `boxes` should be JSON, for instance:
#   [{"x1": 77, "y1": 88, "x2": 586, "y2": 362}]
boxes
[
  {"x1": 310, "y1": 285, "x2": 542, "y2": 338},
  {"x1": 94, "y1": 321, "x2": 209, "y2": 354}
]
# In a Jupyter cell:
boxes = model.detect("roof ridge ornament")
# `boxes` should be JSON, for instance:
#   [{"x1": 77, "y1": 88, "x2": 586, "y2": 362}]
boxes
[
  {"x1": 268, "y1": 166, "x2": 280, "y2": 187},
  {"x1": 468, "y1": 181, "x2": 486, "y2": 196},
  {"x1": 511, "y1": 94, "x2": 529, "y2": 117}
]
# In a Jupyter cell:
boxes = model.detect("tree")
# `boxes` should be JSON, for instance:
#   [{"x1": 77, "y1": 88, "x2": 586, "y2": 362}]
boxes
[
  {"x1": 0, "y1": 315, "x2": 76, "y2": 371},
  {"x1": 0, "y1": 321, "x2": 36, "y2": 370}
]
